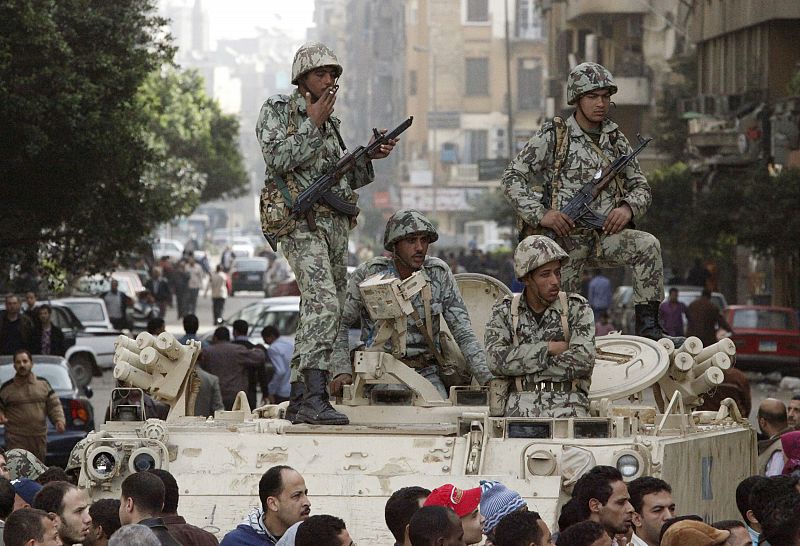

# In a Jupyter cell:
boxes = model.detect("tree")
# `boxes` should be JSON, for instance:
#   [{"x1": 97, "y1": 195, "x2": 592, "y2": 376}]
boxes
[
  {"x1": 654, "y1": 53, "x2": 696, "y2": 162},
  {"x1": 467, "y1": 187, "x2": 516, "y2": 228}
]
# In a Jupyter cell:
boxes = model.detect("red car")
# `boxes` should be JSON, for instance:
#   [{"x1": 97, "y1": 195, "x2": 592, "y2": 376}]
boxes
[{"x1": 724, "y1": 305, "x2": 800, "y2": 373}]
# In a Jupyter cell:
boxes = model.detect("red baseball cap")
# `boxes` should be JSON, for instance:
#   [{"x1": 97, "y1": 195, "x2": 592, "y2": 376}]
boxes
[{"x1": 423, "y1": 484, "x2": 481, "y2": 518}]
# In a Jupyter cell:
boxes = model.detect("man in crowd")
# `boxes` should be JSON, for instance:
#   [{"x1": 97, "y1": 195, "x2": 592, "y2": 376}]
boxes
[
  {"x1": 148, "y1": 469, "x2": 218, "y2": 546},
  {"x1": 185, "y1": 254, "x2": 205, "y2": 316},
  {"x1": 331, "y1": 210, "x2": 493, "y2": 412},
  {"x1": 408, "y1": 506, "x2": 465, "y2": 546},
  {"x1": 199, "y1": 326, "x2": 268, "y2": 410},
  {"x1": 0, "y1": 294, "x2": 34, "y2": 355},
  {"x1": 660, "y1": 519, "x2": 729, "y2": 546},
  {"x1": 0, "y1": 350, "x2": 65, "y2": 461},
  {"x1": 756, "y1": 398, "x2": 792, "y2": 476},
  {"x1": 686, "y1": 289, "x2": 732, "y2": 346},
  {"x1": 659, "y1": 288, "x2": 688, "y2": 338},
  {"x1": 493, "y1": 510, "x2": 551, "y2": 546},
  {"x1": 735, "y1": 476, "x2": 767, "y2": 546},
  {"x1": 262, "y1": 326, "x2": 292, "y2": 405},
  {"x1": 209, "y1": 265, "x2": 228, "y2": 325},
  {"x1": 232, "y1": 320, "x2": 271, "y2": 409},
  {"x1": 118, "y1": 471, "x2": 180, "y2": 546},
  {"x1": 294, "y1": 515, "x2": 352, "y2": 546},
  {"x1": 501, "y1": 62, "x2": 677, "y2": 344},
  {"x1": 256, "y1": 41, "x2": 395, "y2": 426},
  {"x1": 12, "y1": 479, "x2": 41, "y2": 511},
  {"x1": 553, "y1": 521, "x2": 609, "y2": 546},
  {"x1": 31, "y1": 305, "x2": 66, "y2": 357},
  {"x1": 587, "y1": 270, "x2": 611, "y2": 318},
  {"x1": 749, "y1": 475, "x2": 799, "y2": 546},
  {"x1": 193, "y1": 366, "x2": 224, "y2": 418},
  {"x1": 479, "y1": 481, "x2": 527, "y2": 545},
  {"x1": 627, "y1": 477, "x2": 675, "y2": 546},
  {"x1": 572, "y1": 466, "x2": 634, "y2": 542},
  {"x1": 485, "y1": 236, "x2": 595, "y2": 418},
  {"x1": 145, "y1": 268, "x2": 172, "y2": 318},
  {"x1": 146, "y1": 318, "x2": 166, "y2": 336},
  {"x1": 221, "y1": 465, "x2": 311, "y2": 546},
  {"x1": 23, "y1": 292, "x2": 40, "y2": 325},
  {"x1": 788, "y1": 394, "x2": 800, "y2": 428},
  {"x1": 385, "y1": 486, "x2": 430, "y2": 546},
  {"x1": 3, "y1": 508, "x2": 61, "y2": 546},
  {"x1": 32, "y1": 481, "x2": 91, "y2": 545},
  {"x1": 712, "y1": 520, "x2": 752, "y2": 546},
  {"x1": 759, "y1": 491, "x2": 800, "y2": 546},
  {"x1": 177, "y1": 314, "x2": 206, "y2": 347},
  {"x1": 102, "y1": 280, "x2": 132, "y2": 330},
  {"x1": 423, "y1": 484, "x2": 482, "y2": 545},
  {"x1": 83, "y1": 498, "x2": 121, "y2": 546}
]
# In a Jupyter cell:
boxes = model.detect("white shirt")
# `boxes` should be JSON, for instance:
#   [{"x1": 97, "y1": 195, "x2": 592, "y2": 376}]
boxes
[
  {"x1": 210, "y1": 272, "x2": 228, "y2": 299},
  {"x1": 765, "y1": 450, "x2": 784, "y2": 476}
]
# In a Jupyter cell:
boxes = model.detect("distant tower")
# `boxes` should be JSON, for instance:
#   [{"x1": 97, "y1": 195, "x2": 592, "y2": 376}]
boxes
[{"x1": 191, "y1": 0, "x2": 210, "y2": 52}]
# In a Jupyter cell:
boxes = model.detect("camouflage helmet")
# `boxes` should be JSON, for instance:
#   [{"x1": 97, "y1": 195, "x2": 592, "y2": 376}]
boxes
[
  {"x1": 291, "y1": 41, "x2": 343, "y2": 85},
  {"x1": 65, "y1": 437, "x2": 90, "y2": 473},
  {"x1": 383, "y1": 209, "x2": 439, "y2": 251},
  {"x1": 567, "y1": 62, "x2": 618, "y2": 105},
  {"x1": 513, "y1": 235, "x2": 569, "y2": 279},
  {"x1": 5, "y1": 448, "x2": 48, "y2": 480}
]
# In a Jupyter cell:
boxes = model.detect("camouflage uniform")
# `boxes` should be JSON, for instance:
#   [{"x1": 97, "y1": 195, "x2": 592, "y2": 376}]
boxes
[
  {"x1": 501, "y1": 62, "x2": 663, "y2": 306},
  {"x1": 5, "y1": 448, "x2": 48, "y2": 480},
  {"x1": 484, "y1": 236, "x2": 595, "y2": 417}
]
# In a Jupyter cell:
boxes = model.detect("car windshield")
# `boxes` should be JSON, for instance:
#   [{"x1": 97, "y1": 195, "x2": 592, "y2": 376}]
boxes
[
  {"x1": 63, "y1": 302, "x2": 105, "y2": 323},
  {"x1": 233, "y1": 260, "x2": 267, "y2": 271},
  {"x1": 77, "y1": 277, "x2": 134, "y2": 297},
  {"x1": 732, "y1": 309, "x2": 793, "y2": 330},
  {"x1": 0, "y1": 362, "x2": 73, "y2": 391},
  {"x1": 226, "y1": 303, "x2": 299, "y2": 336}
]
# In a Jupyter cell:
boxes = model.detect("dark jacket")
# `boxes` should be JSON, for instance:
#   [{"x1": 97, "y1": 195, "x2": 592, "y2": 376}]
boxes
[
  {"x1": 220, "y1": 525, "x2": 276, "y2": 546},
  {"x1": 146, "y1": 278, "x2": 173, "y2": 304},
  {"x1": 139, "y1": 517, "x2": 183, "y2": 546},
  {"x1": 686, "y1": 297, "x2": 732, "y2": 347},
  {"x1": 161, "y1": 514, "x2": 220, "y2": 546},
  {"x1": 233, "y1": 338, "x2": 273, "y2": 408},
  {"x1": 32, "y1": 325, "x2": 67, "y2": 357},
  {"x1": 199, "y1": 342, "x2": 266, "y2": 409},
  {"x1": 194, "y1": 368, "x2": 224, "y2": 417},
  {"x1": 0, "y1": 312, "x2": 34, "y2": 355}
]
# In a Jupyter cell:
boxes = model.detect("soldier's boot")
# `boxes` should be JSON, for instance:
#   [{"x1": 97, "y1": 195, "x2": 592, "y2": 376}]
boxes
[
  {"x1": 294, "y1": 369, "x2": 350, "y2": 425},
  {"x1": 284, "y1": 381, "x2": 306, "y2": 423},
  {"x1": 635, "y1": 301, "x2": 685, "y2": 348}
]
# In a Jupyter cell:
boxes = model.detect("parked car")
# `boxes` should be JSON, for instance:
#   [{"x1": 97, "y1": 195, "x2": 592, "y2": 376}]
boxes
[
  {"x1": 57, "y1": 297, "x2": 115, "y2": 330},
  {"x1": 230, "y1": 258, "x2": 269, "y2": 295},
  {"x1": 724, "y1": 305, "x2": 800, "y2": 373},
  {"x1": 152, "y1": 238, "x2": 185, "y2": 262},
  {"x1": 0, "y1": 356, "x2": 95, "y2": 467},
  {"x1": 231, "y1": 237, "x2": 256, "y2": 258},
  {"x1": 610, "y1": 285, "x2": 727, "y2": 334}
]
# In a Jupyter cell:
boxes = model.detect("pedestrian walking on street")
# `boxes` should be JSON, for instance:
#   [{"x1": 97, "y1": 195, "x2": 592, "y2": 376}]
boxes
[
  {"x1": 210, "y1": 265, "x2": 228, "y2": 325},
  {"x1": 0, "y1": 294, "x2": 34, "y2": 355},
  {"x1": 686, "y1": 289, "x2": 732, "y2": 346}
]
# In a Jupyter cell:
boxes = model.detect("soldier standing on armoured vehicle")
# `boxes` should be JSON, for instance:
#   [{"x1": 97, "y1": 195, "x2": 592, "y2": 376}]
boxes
[
  {"x1": 501, "y1": 62, "x2": 678, "y2": 344},
  {"x1": 329, "y1": 209, "x2": 493, "y2": 399},
  {"x1": 484, "y1": 236, "x2": 595, "y2": 418},
  {"x1": 256, "y1": 42, "x2": 396, "y2": 426}
]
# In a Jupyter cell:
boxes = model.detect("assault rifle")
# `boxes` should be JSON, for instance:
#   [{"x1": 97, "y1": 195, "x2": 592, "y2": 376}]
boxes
[
  {"x1": 542, "y1": 134, "x2": 653, "y2": 251},
  {"x1": 264, "y1": 116, "x2": 414, "y2": 250}
]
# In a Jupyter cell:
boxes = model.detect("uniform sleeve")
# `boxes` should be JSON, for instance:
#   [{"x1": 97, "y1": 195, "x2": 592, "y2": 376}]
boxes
[
  {"x1": 46, "y1": 385, "x2": 65, "y2": 425},
  {"x1": 616, "y1": 133, "x2": 652, "y2": 220},
  {"x1": 484, "y1": 298, "x2": 550, "y2": 377},
  {"x1": 255, "y1": 99, "x2": 327, "y2": 174},
  {"x1": 440, "y1": 270, "x2": 493, "y2": 385},
  {"x1": 548, "y1": 298, "x2": 596, "y2": 380},
  {"x1": 501, "y1": 129, "x2": 554, "y2": 227},
  {"x1": 331, "y1": 266, "x2": 370, "y2": 378},
  {"x1": 346, "y1": 154, "x2": 375, "y2": 190}
]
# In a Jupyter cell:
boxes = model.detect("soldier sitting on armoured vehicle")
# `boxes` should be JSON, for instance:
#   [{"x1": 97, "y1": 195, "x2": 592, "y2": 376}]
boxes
[{"x1": 330, "y1": 209, "x2": 493, "y2": 402}]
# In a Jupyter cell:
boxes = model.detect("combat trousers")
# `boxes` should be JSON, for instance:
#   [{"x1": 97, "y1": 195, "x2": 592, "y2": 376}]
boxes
[
  {"x1": 561, "y1": 228, "x2": 664, "y2": 305},
  {"x1": 280, "y1": 213, "x2": 349, "y2": 373},
  {"x1": 5, "y1": 431, "x2": 47, "y2": 463},
  {"x1": 505, "y1": 391, "x2": 590, "y2": 418}
]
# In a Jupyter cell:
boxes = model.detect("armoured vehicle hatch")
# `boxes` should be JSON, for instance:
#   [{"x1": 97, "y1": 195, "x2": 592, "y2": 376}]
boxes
[{"x1": 75, "y1": 274, "x2": 755, "y2": 542}]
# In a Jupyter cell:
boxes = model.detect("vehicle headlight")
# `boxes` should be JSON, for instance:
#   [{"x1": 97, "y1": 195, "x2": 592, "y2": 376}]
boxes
[
  {"x1": 128, "y1": 447, "x2": 161, "y2": 473},
  {"x1": 614, "y1": 450, "x2": 645, "y2": 480},
  {"x1": 86, "y1": 447, "x2": 120, "y2": 481}
]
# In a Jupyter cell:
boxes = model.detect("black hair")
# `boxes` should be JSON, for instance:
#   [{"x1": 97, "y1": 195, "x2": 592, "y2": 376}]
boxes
[
  {"x1": 701, "y1": 288, "x2": 711, "y2": 298},
  {"x1": 89, "y1": 498, "x2": 122, "y2": 539},
  {"x1": 555, "y1": 520, "x2": 605, "y2": 546},
  {"x1": 760, "y1": 491, "x2": 800, "y2": 546},
  {"x1": 232, "y1": 319, "x2": 249, "y2": 336},
  {"x1": 295, "y1": 514, "x2": 347, "y2": 546},
  {"x1": 120, "y1": 471, "x2": 165, "y2": 516},
  {"x1": 183, "y1": 314, "x2": 199, "y2": 335},
  {"x1": 736, "y1": 475, "x2": 766, "y2": 523},
  {"x1": 659, "y1": 515, "x2": 703, "y2": 543},
  {"x1": 668, "y1": 287, "x2": 678, "y2": 294},
  {"x1": 0, "y1": 477, "x2": 15, "y2": 520},
  {"x1": 750, "y1": 475, "x2": 799, "y2": 523},
  {"x1": 712, "y1": 519, "x2": 746, "y2": 532},
  {"x1": 573, "y1": 465, "x2": 623, "y2": 508},
  {"x1": 4, "y1": 508, "x2": 54, "y2": 546},
  {"x1": 494, "y1": 510, "x2": 542, "y2": 546},
  {"x1": 627, "y1": 476, "x2": 672, "y2": 514},
  {"x1": 36, "y1": 466, "x2": 71, "y2": 486},
  {"x1": 262, "y1": 325, "x2": 280, "y2": 340},
  {"x1": 32, "y1": 480, "x2": 75, "y2": 516},
  {"x1": 557, "y1": 497, "x2": 587, "y2": 532},
  {"x1": 146, "y1": 317, "x2": 165, "y2": 335},
  {"x1": 148, "y1": 469, "x2": 179, "y2": 514},
  {"x1": 793, "y1": 394, "x2": 800, "y2": 401},
  {"x1": 37, "y1": 303, "x2": 51, "y2": 314},
  {"x1": 258, "y1": 465, "x2": 293, "y2": 511},
  {"x1": 409, "y1": 505, "x2": 460, "y2": 546},
  {"x1": 213, "y1": 326, "x2": 230, "y2": 341},
  {"x1": 13, "y1": 348, "x2": 32, "y2": 363},
  {"x1": 385, "y1": 486, "x2": 431, "y2": 542}
]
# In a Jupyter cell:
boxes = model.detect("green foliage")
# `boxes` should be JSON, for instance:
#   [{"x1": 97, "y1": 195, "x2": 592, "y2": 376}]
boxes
[
  {"x1": 737, "y1": 168, "x2": 800, "y2": 258},
  {"x1": 654, "y1": 53, "x2": 696, "y2": 161}
]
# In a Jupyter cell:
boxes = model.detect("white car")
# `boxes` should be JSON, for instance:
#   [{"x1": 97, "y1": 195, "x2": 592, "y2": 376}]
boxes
[
  {"x1": 153, "y1": 238, "x2": 185, "y2": 261},
  {"x1": 231, "y1": 237, "x2": 256, "y2": 258},
  {"x1": 57, "y1": 297, "x2": 115, "y2": 330}
]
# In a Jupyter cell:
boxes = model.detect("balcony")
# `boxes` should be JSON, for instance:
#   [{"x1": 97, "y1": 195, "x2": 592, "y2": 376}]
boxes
[{"x1": 566, "y1": 0, "x2": 649, "y2": 22}]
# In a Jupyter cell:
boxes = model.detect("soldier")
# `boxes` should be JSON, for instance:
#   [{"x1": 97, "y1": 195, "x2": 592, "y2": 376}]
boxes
[
  {"x1": 256, "y1": 41, "x2": 396, "y2": 425},
  {"x1": 484, "y1": 236, "x2": 595, "y2": 418},
  {"x1": 329, "y1": 209, "x2": 493, "y2": 400},
  {"x1": 501, "y1": 62, "x2": 678, "y2": 344}
]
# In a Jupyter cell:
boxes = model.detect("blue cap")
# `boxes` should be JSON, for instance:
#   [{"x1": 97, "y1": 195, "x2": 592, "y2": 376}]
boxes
[
  {"x1": 480, "y1": 480, "x2": 527, "y2": 534},
  {"x1": 11, "y1": 478, "x2": 42, "y2": 505}
]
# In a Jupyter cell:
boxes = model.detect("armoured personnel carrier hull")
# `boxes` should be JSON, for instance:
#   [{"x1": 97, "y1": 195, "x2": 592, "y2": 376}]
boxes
[{"x1": 76, "y1": 274, "x2": 756, "y2": 542}]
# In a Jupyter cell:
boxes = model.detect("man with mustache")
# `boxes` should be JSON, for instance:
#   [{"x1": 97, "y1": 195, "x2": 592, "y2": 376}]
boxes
[
  {"x1": 485, "y1": 236, "x2": 595, "y2": 417},
  {"x1": 329, "y1": 209, "x2": 493, "y2": 401},
  {"x1": 502, "y1": 63, "x2": 678, "y2": 345},
  {"x1": 256, "y1": 42, "x2": 396, "y2": 426}
]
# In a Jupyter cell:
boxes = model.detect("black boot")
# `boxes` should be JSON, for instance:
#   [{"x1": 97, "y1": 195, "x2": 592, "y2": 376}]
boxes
[
  {"x1": 635, "y1": 301, "x2": 685, "y2": 347},
  {"x1": 283, "y1": 381, "x2": 305, "y2": 423},
  {"x1": 295, "y1": 369, "x2": 350, "y2": 425}
]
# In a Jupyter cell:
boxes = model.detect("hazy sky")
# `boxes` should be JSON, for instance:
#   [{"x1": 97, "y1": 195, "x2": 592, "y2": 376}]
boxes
[{"x1": 204, "y1": 0, "x2": 315, "y2": 45}]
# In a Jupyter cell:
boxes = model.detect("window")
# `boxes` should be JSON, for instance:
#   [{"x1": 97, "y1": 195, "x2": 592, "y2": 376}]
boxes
[
  {"x1": 518, "y1": 58, "x2": 543, "y2": 110},
  {"x1": 465, "y1": 130, "x2": 488, "y2": 163},
  {"x1": 465, "y1": 0, "x2": 489, "y2": 23},
  {"x1": 409, "y1": 70, "x2": 417, "y2": 96},
  {"x1": 516, "y1": 0, "x2": 544, "y2": 40},
  {"x1": 465, "y1": 58, "x2": 489, "y2": 96}
]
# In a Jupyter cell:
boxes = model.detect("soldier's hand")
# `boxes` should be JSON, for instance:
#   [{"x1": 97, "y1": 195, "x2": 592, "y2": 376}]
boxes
[
  {"x1": 603, "y1": 203, "x2": 632, "y2": 235},
  {"x1": 540, "y1": 210, "x2": 574, "y2": 237},
  {"x1": 306, "y1": 88, "x2": 336, "y2": 128},
  {"x1": 368, "y1": 129, "x2": 397, "y2": 160},
  {"x1": 548, "y1": 341, "x2": 568, "y2": 355},
  {"x1": 329, "y1": 373, "x2": 353, "y2": 396},
  {"x1": 55, "y1": 421, "x2": 66, "y2": 433}
]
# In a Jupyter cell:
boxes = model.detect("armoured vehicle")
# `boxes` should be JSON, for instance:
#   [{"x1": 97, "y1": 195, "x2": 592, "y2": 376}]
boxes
[{"x1": 75, "y1": 273, "x2": 755, "y2": 542}]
